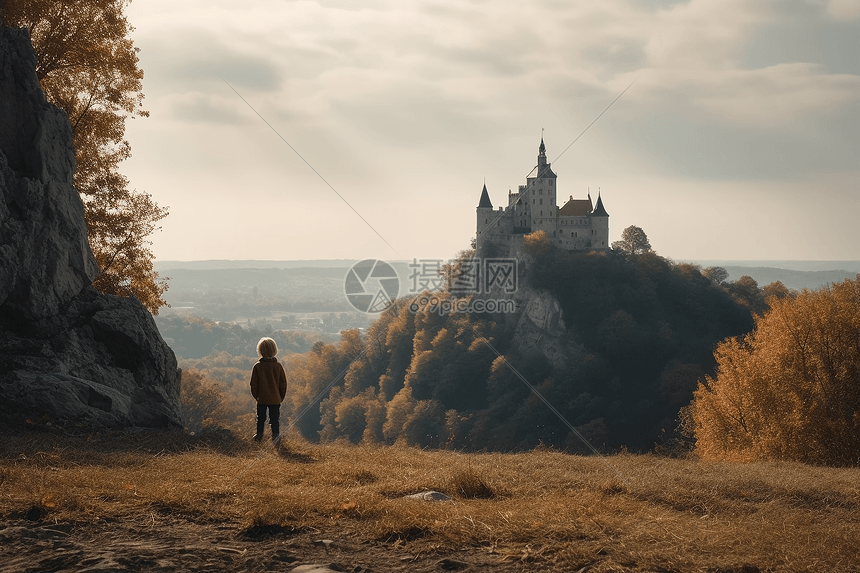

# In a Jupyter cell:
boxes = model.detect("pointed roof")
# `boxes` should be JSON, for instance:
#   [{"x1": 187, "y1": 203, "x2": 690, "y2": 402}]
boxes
[
  {"x1": 533, "y1": 136, "x2": 557, "y2": 179},
  {"x1": 592, "y1": 194, "x2": 609, "y2": 217},
  {"x1": 478, "y1": 183, "x2": 493, "y2": 208}
]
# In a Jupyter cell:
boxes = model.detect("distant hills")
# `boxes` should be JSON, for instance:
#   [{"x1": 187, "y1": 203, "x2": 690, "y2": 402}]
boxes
[
  {"x1": 151, "y1": 259, "x2": 859, "y2": 333},
  {"x1": 154, "y1": 259, "x2": 361, "y2": 271},
  {"x1": 684, "y1": 260, "x2": 860, "y2": 291},
  {"x1": 154, "y1": 260, "x2": 860, "y2": 304},
  {"x1": 689, "y1": 260, "x2": 860, "y2": 272}
]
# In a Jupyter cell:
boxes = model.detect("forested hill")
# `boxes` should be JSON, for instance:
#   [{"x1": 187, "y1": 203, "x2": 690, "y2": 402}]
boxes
[{"x1": 281, "y1": 248, "x2": 761, "y2": 453}]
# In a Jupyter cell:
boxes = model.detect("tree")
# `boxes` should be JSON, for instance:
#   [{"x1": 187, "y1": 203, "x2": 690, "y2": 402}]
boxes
[
  {"x1": 761, "y1": 280, "x2": 793, "y2": 301},
  {"x1": 179, "y1": 369, "x2": 227, "y2": 433},
  {"x1": 703, "y1": 266, "x2": 729, "y2": 285},
  {"x1": 689, "y1": 277, "x2": 860, "y2": 466},
  {"x1": 440, "y1": 248, "x2": 476, "y2": 292},
  {"x1": 727, "y1": 275, "x2": 765, "y2": 315},
  {"x1": 612, "y1": 225, "x2": 652, "y2": 255},
  {"x1": 523, "y1": 229, "x2": 552, "y2": 257},
  {"x1": 1, "y1": 0, "x2": 168, "y2": 313}
]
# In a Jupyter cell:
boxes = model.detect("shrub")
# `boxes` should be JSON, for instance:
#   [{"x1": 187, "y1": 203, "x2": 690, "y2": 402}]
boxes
[{"x1": 690, "y1": 277, "x2": 860, "y2": 466}]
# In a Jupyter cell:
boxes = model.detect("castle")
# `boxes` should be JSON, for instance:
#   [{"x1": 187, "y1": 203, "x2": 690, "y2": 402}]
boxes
[{"x1": 476, "y1": 138, "x2": 610, "y2": 252}]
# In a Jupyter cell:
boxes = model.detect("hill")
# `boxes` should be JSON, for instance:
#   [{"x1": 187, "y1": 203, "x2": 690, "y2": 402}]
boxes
[
  {"x1": 273, "y1": 248, "x2": 756, "y2": 453},
  {"x1": 1, "y1": 430, "x2": 856, "y2": 572}
]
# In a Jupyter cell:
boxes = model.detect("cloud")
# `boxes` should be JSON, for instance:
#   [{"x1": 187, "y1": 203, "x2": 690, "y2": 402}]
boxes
[
  {"x1": 827, "y1": 0, "x2": 860, "y2": 19},
  {"x1": 164, "y1": 93, "x2": 252, "y2": 124},
  {"x1": 137, "y1": 30, "x2": 283, "y2": 93},
  {"x1": 120, "y1": 0, "x2": 860, "y2": 261}
]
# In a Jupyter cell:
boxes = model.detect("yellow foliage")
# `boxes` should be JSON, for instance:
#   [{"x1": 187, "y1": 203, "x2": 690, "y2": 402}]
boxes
[
  {"x1": 691, "y1": 277, "x2": 860, "y2": 466},
  {"x1": 523, "y1": 230, "x2": 552, "y2": 256},
  {"x1": 2, "y1": 0, "x2": 168, "y2": 313}
]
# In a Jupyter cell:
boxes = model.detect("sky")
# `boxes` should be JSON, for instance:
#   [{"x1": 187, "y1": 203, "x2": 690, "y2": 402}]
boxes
[{"x1": 121, "y1": 0, "x2": 860, "y2": 263}]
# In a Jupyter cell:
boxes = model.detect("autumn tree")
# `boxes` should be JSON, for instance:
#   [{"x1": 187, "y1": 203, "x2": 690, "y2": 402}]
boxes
[
  {"x1": 1, "y1": 0, "x2": 168, "y2": 313},
  {"x1": 761, "y1": 280, "x2": 793, "y2": 301},
  {"x1": 612, "y1": 225, "x2": 652, "y2": 255},
  {"x1": 439, "y1": 248, "x2": 476, "y2": 293},
  {"x1": 702, "y1": 266, "x2": 729, "y2": 285},
  {"x1": 523, "y1": 229, "x2": 552, "y2": 257},
  {"x1": 689, "y1": 277, "x2": 860, "y2": 466},
  {"x1": 179, "y1": 369, "x2": 227, "y2": 432},
  {"x1": 727, "y1": 275, "x2": 766, "y2": 315}
]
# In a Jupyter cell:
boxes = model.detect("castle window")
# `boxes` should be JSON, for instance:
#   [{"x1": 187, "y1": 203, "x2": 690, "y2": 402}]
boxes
[
  {"x1": 549, "y1": 180, "x2": 553, "y2": 186},
  {"x1": 539, "y1": 198, "x2": 543, "y2": 205},
  {"x1": 533, "y1": 199, "x2": 535, "y2": 204},
  {"x1": 539, "y1": 189, "x2": 543, "y2": 195}
]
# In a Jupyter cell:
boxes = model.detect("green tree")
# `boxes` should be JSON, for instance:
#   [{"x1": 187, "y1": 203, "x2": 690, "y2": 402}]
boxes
[
  {"x1": 1, "y1": 0, "x2": 168, "y2": 313},
  {"x1": 690, "y1": 277, "x2": 860, "y2": 466},
  {"x1": 612, "y1": 225, "x2": 652, "y2": 255}
]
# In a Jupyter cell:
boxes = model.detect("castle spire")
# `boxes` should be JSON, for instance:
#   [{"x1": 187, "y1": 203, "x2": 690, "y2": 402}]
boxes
[
  {"x1": 592, "y1": 193, "x2": 609, "y2": 217},
  {"x1": 537, "y1": 134, "x2": 547, "y2": 173},
  {"x1": 477, "y1": 182, "x2": 493, "y2": 209}
]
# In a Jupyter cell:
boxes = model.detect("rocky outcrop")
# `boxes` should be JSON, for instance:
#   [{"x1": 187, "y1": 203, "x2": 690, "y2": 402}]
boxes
[
  {"x1": 510, "y1": 286, "x2": 572, "y2": 370},
  {"x1": 476, "y1": 245, "x2": 577, "y2": 370},
  {"x1": 0, "y1": 26, "x2": 182, "y2": 430}
]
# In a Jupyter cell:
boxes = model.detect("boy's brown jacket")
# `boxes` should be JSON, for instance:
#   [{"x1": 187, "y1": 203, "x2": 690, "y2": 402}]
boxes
[{"x1": 250, "y1": 358, "x2": 287, "y2": 405}]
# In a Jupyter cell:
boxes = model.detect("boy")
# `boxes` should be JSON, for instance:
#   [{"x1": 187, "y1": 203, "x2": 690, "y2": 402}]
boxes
[{"x1": 249, "y1": 337, "x2": 288, "y2": 442}]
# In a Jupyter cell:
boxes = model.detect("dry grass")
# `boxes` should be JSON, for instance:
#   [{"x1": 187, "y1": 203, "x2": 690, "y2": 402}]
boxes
[{"x1": 0, "y1": 428, "x2": 858, "y2": 571}]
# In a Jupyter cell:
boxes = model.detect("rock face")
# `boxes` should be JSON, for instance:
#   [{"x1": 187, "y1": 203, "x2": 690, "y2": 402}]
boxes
[
  {"x1": 0, "y1": 26, "x2": 182, "y2": 430},
  {"x1": 475, "y1": 247, "x2": 577, "y2": 371},
  {"x1": 510, "y1": 286, "x2": 572, "y2": 371}
]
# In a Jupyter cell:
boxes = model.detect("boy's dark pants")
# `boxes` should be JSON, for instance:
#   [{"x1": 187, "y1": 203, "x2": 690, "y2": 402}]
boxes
[{"x1": 256, "y1": 403, "x2": 280, "y2": 440}]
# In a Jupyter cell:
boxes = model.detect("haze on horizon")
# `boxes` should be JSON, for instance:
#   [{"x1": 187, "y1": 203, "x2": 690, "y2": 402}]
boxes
[{"x1": 122, "y1": 0, "x2": 860, "y2": 263}]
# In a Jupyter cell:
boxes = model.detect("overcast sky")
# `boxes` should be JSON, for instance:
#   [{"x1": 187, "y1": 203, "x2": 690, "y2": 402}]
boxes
[{"x1": 122, "y1": 0, "x2": 859, "y2": 263}]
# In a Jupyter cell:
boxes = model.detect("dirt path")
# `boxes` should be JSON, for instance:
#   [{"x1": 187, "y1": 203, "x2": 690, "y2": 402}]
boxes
[{"x1": 0, "y1": 519, "x2": 516, "y2": 573}]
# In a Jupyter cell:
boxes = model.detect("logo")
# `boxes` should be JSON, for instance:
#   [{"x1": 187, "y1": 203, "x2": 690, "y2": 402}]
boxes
[{"x1": 344, "y1": 259, "x2": 400, "y2": 313}]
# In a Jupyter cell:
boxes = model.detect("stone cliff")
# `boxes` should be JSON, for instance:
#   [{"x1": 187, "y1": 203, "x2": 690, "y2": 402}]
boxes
[
  {"x1": 0, "y1": 26, "x2": 182, "y2": 430},
  {"x1": 477, "y1": 248, "x2": 580, "y2": 371}
]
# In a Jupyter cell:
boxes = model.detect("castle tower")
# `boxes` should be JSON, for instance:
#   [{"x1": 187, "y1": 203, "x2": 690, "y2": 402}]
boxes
[
  {"x1": 590, "y1": 192, "x2": 610, "y2": 250},
  {"x1": 527, "y1": 137, "x2": 558, "y2": 237},
  {"x1": 476, "y1": 182, "x2": 494, "y2": 249}
]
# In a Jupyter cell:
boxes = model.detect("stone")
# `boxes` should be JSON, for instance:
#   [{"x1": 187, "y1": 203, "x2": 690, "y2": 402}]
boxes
[
  {"x1": 509, "y1": 286, "x2": 575, "y2": 370},
  {"x1": 0, "y1": 26, "x2": 181, "y2": 430},
  {"x1": 290, "y1": 565, "x2": 344, "y2": 573},
  {"x1": 404, "y1": 491, "x2": 452, "y2": 501}
]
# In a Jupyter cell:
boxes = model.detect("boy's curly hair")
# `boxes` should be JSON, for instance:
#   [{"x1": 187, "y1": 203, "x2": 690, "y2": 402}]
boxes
[{"x1": 256, "y1": 337, "x2": 278, "y2": 359}]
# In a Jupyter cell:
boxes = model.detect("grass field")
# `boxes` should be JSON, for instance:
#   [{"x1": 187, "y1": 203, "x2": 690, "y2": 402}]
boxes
[{"x1": 0, "y1": 428, "x2": 857, "y2": 572}]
